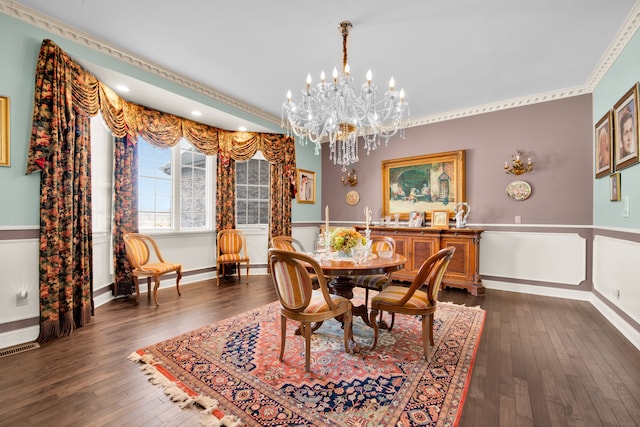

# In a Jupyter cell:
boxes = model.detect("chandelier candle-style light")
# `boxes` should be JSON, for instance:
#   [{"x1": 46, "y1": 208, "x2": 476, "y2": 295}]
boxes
[{"x1": 282, "y1": 21, "x2": 409, "y2": 171}]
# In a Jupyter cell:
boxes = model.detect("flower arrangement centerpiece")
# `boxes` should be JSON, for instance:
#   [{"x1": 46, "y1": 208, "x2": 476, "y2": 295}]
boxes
[{"x1": 329, "y1": 228, "x2": 365, "y2": 255}]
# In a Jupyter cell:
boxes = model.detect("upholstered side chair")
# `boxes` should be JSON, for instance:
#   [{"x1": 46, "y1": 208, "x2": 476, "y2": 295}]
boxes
[
  {"x1": 216, "y1": 229, "x2": 250, "y2": 285},
  {"x1": 270, "y1": 235, "x2": 306, "y2": 252},
  {"x1": 354, "y1": 236, "x2": 396, "y2": 309},
  {"x1": 369, "y1": 246, "x2": 455, "y2": 361},
  {"x1": 123, "y1": 233, "x2": 183, "y2": 306},
  {"x1": 268, "y1": 248, "x2": 353, "y2": 373},
  {"x1": 270, "y1": 235, "x2": 327, "y2": 287}
]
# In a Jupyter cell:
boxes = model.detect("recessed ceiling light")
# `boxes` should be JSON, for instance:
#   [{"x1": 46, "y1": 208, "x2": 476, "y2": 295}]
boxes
[
  {"x1": 191, "y1": 110, "x2": 202, "y2": 117},
  {"x1": 115, "y1": 85, "x2": 130, "y2": 93},
  {"x1": 238, "y1": 126, "x2": 247, "y2": 132}
]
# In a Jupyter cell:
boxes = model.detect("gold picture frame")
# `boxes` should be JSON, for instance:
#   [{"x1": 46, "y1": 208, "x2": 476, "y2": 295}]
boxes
[
  {"x1": 431, "y1": 210, "x2": 450, "y2": 229},
  {"x1": 613, "y1": 83, "x2": 639, "y2": 171},
  {"x1": 0, "y1": 96, "x2": 9, "y2": 167},
  {"x1": 595, "y1": 110, "x2": 612, "y2": 179},
  {"x1": 296, "y1": 169, "x2": 316, "y2": 204},
  {"x1": 610, "y1": 172, "x2": 621, "y2": 202},
  {"x1": 382, "y1": 150, "x2": 466, "y2": 220}
]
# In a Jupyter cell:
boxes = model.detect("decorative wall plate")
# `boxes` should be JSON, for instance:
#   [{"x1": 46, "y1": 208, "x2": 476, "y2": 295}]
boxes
[
  {"x1": 506, "y1": 180, "x2": 532, "y2": 201},
  {"x1": 346, "y1": 190, "x2": 360, "y2": 205}
]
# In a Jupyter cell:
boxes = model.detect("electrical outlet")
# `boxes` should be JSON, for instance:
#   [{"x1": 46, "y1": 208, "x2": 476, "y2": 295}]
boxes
[
  {"x1": 622, "y1": 196, "x2": 629, "y2": 217},
  {"x1": 16, "y1": 292, "x2": 28, "y2": 306},
  {"x1": 515, "y1": 216, "x2": 522, "y2": 224}
]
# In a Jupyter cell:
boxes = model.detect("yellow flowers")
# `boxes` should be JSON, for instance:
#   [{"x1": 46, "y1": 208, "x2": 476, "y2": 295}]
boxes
[{"x1": 329, "y1": 228, "x2": 365, "y2": 252}]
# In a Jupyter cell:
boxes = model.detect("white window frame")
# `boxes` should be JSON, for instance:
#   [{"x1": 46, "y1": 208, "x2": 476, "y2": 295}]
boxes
[
  {"x1": 235, "y1": 151, "x2": 269, "y2": 230},
  {"x1": 138, "y1": 138, "x2": 215, "y2": 233}
]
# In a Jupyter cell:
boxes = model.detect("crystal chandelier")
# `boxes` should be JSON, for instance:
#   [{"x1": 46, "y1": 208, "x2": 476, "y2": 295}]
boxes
[{"x1": 282, "y1": 21, "x2": 409, "y2": 171}]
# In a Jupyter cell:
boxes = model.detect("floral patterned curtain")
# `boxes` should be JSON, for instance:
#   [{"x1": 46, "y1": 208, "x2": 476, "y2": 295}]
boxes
[
  {"x1": 216, "y1": 153, "x2": 236, "y2": 230},
  {"x1": 26, "y1": 40, "x2": 94, "y2": 342},
  {"x1": 27, "y1": 40, "x2": 297, "y2": 337},
  {"x1": 112, "y1": 135, "x2": 138, "y2": 296}
]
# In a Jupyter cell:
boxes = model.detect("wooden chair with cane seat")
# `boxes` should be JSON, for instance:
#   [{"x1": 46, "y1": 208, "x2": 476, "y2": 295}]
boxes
[
  {"x1": 353, "y1": 236, "x2": 396, "y2": 309},
  {"x1": 369, "y1": 246, "x2": 456, "y2": 361},
  {"x1": 268, "y1": 248, "x2": 353, "y2": 373},
  {"x1": 123, "y1": 233, "x2": 182, "y2": 306},
  {"x1": 216, "y1": 229, "x2": 250, "y2": 285}
]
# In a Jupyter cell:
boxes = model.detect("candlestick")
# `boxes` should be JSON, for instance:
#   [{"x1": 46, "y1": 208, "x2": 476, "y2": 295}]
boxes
[{"x1": 325, "y1": 205, "x2": 329, "y2": 233}]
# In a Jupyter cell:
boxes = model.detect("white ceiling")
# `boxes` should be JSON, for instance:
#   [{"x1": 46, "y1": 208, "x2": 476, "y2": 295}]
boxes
[{"x1": 4, "y1": 0, "x2": 639, "y2": 132}]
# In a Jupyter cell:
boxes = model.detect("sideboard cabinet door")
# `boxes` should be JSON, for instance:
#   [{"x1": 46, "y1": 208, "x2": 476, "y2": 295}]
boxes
[{"x1": 357, "y1": 226, "x2": 484, "y2": 296}]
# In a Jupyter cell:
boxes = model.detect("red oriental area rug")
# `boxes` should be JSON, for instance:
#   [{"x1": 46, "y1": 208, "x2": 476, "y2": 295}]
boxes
[{"x1": 129, "y1": 290, "x2": 485, "y2": 426}]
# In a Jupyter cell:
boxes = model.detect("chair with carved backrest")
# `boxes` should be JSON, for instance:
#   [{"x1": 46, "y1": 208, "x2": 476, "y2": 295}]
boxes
[
  {"x1": 216, "y1": 229, "x2": 250, "y2": 285},
  {"x1": 123, "y1": 232, "x2": 183, "y2": 306},
  {"x1": 369, "y1": 246, "x2": 455, "y2": 361},
  {"x1": 268, "y1": 248, "x2": 353, "y2": 373}
]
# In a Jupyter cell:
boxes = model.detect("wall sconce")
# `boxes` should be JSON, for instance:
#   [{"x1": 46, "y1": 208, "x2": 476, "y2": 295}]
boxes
[
  {"x1": 504, "y1": 150, "x2": 533, "y2": 175},
  {"x1": 341, "y1": 169, "x2": 357, "y2": 186}
]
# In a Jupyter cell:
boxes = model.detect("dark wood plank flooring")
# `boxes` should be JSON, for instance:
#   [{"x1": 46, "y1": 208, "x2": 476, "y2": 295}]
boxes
[{"x1": 0, "y1": 276, "x2": 638, "y2": 427}]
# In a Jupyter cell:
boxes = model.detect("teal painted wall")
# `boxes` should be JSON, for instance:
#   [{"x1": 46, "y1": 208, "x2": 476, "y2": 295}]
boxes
[
  {"x1": 290, "y1": 139, "x2": 323, "y2": 222},
  {"x1": 593, "y1": 28, "x2": 640, "y2": 227},
  {"x1": 0, "y1": 11, "x2": 320, "y2": 227}
]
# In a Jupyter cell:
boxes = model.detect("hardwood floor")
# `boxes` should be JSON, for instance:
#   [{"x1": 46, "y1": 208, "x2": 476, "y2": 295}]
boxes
[{"x1": 1, "y1": 276, "x2": 638, "y2": 427}]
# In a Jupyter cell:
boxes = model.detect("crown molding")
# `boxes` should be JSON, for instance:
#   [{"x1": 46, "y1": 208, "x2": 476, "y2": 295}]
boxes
[
  {"x1": 584, "y1": 1, "x2": 640, "y2": 93},
  {"x1": 2, "y1": 0, "x2": 639, "y2": 129},
  {"x1": 0, "y1": 0, "x2": 280, "y2": 127},
  {"x1": 406, "y1": 85, "x2": 590, "y2": 127}
]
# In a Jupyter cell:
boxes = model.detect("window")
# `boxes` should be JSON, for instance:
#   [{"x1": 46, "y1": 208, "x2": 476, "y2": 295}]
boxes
[
  {"x1": 138, "y1": 138, "x2": 213, "y2": 231},
  {"x1": 235, "y1": 156, "x2": 270, "y2": 225},
  {"x1": 90, "y1": 113, "x2": 113, "y2": 234}
]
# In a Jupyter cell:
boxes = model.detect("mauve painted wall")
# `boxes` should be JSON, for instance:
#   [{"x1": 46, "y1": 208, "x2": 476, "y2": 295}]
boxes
[{"x1": 321, "y1": 94, "x2": 593, "y2": 225}]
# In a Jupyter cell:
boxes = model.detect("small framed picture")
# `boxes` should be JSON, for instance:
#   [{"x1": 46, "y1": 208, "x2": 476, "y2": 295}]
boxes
[
  {"x1": 595, "y1": 110, "x2": 612, "y2": 178},
  {"x1": 613, "y1": 84, "x2": 639, "y2": 171},
  {"x1": 431, "y1": 210, "x2": 450, "y2": 229},
  {"x1": 296, "y1": 169, "x2": 315, "y2": 204},
  {"x1": 408, "y1": 211, "x2": 424, "y2": 227},
  {"x1": 0, "y1": 95, "x2": 9, "y2": 167},
  {"x1": 610, "y1": 173, "x2": 621, "y2": 202}
]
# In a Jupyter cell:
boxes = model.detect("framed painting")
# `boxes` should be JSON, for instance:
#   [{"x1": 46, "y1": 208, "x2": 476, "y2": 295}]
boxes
[
  {"x1": 595, "y1": 110, "x2": 612, "y2": 178},
  {"x1": 0, "y1": 96, "x2": 9, "y2": 167},
  {"x1": 296, "y1": 169, "x2": 315, "y2": 204},
  {"x1": 610, "y1": 173, "x2": 621, "y2": 202},
  {"x1": 382, "y1": 150, "x2": 466, "y2": 220},
  {"x1": 613, "y1": 84, "x2": 639, "y2": 171},
  {"x1": 431, "y1": 210, "x2": 450, "y2": 229}
]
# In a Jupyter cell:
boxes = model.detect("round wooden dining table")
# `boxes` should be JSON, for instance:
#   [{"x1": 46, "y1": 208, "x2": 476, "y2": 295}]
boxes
[{"x1": 315, "y1": 253, "x2": 406, "y2": 327}]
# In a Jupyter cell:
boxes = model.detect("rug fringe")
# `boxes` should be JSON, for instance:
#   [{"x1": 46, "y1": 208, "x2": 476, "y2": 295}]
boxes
[
  {"x1": 129, "y1": 350, "x2": 242, "y2": 427},
  {"x1": 439, "y1": 300, "x2": 484, "y2": 310}
]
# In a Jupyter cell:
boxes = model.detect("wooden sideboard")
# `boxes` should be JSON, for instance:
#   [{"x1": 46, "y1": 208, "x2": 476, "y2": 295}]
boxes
[{"x1": 356, "y1": 226, "x2": 484, "y2": 296}]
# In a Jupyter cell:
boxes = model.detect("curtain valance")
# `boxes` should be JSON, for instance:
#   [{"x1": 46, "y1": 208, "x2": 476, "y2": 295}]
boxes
[{"x1": 28, "y1": 39, "x2": 296, "y2": 171}]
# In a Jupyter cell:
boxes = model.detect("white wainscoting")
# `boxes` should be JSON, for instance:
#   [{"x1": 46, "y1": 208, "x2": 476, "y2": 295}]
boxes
[
  {"x1": 593, "y1": 235, "x2": 640, "y2": 326},
  {"x1": 0, "y1": 238, "x2": 40, "y2": 348},
  {"x1": 292, "y1": 225, "x2": 320, "y2": 253},
  {"x1": 480, "y1": 231, "x2": 586, "y2": 285}
]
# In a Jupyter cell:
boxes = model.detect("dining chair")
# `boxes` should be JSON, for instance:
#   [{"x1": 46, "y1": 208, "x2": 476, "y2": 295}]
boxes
[
  {"x1": 268, "y1": 248, "x2": 353, "y2": 373},
  {"x1": 354, "y1": 236, "x2": 396, "y2": 309},
  {"x1": 369, "y1": 246, "x2": 455, "y2": 361},
  {"x1": 270, "y1": 235, "x2": 307, "y2": 252},
  {"x1": 216, "y1": 229, "x2": 250, "y2": 285},
  {"x1": 270, "y1": 235, "x2": 326, "y2": 287},
  {"x1": 123, "y1": 232, "x2": 183, "y2": 306}
]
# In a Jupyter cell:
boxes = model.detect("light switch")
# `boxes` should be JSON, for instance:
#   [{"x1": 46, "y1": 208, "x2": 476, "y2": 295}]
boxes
[{"x1": 622, "y1": 196, "x2": 629, "y2": 217}]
